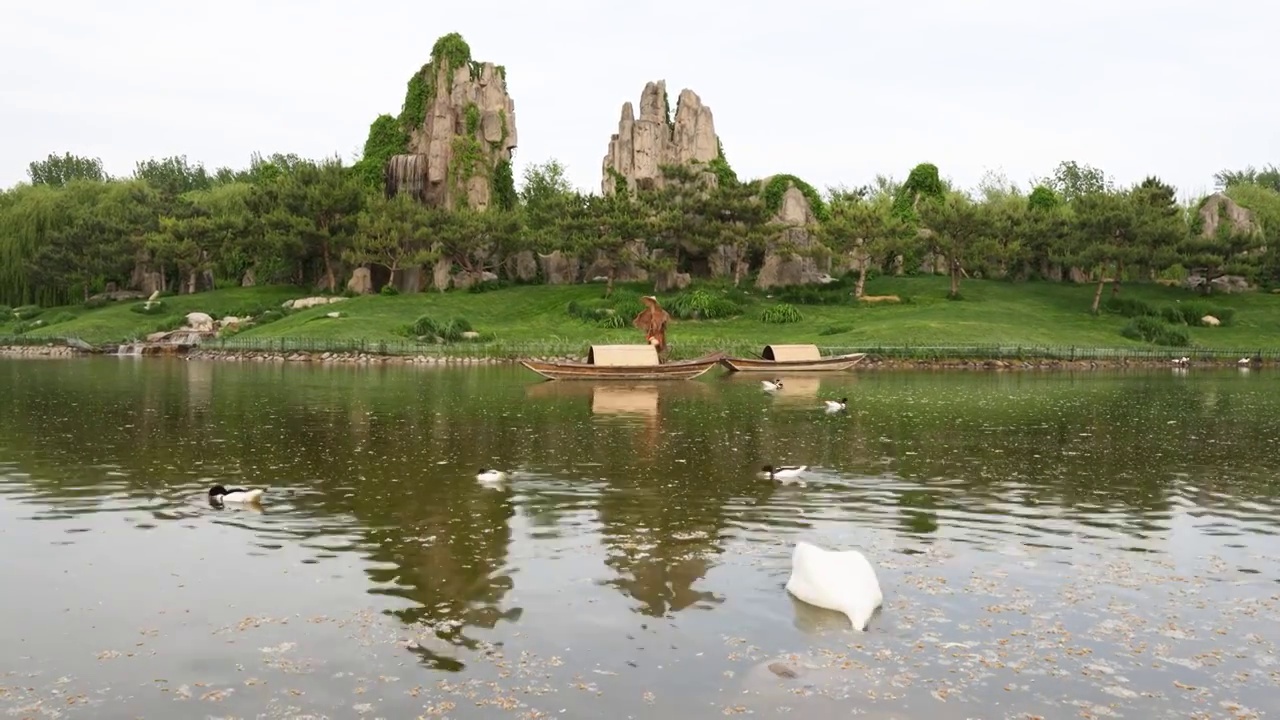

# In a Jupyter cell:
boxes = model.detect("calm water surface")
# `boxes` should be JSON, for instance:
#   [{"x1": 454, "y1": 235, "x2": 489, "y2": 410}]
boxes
[{"x1": 1, "y1": 359, "x2": 1278, "y2": 719}]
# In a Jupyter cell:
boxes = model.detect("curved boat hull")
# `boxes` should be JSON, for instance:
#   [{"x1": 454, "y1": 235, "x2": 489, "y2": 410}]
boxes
[{"x1": 720, "y1": 353, "x2": 866, "y2": 373}]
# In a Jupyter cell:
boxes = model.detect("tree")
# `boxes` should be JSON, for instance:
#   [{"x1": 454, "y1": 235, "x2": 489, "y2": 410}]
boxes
[
  {"x1": 918, "y1": 193, "x2": 995, "y2": 299},
  {"x1": 1214, "y1": 164, "x2": 1280, "y2": 193},
  {"x1": 822, "y1": 193, "x2": 912, "y2": 298},
  {"x1": 1069, "y1": 192, "x2": 1137, "y2": 313},
  {"x1": 27, "y1": 152, "x2": 106, "y2": 187},
  {"x1": 347, "y1": 193, "x2": 432, "y2": 282},
  {"x1": 1045, "y1": 160, "x2": 1112, "y2": 203},
  {"x1": 133, "y1": 156, "x2": 212, "y2": 198}
]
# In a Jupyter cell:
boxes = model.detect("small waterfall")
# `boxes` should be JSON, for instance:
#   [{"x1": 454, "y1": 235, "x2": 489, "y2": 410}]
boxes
[{"x1": 116, "y1": 343, "x2": 144, "y2": 356}]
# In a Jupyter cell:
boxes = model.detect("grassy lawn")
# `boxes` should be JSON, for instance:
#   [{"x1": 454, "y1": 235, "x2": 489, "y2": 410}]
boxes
[{"x1": 5, "y1": 276, "x2": 1280, "y2": 352}]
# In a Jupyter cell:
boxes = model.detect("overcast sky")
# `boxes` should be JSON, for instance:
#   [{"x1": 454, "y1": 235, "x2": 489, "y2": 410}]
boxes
[{"x1": 2, "y1": 0, "x2": 1274, "y2": 201}]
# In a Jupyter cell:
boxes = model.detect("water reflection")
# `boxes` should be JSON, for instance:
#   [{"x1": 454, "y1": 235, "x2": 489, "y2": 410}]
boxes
[{"x1": 0, "y1": 361, "x2": 1279, "y2": 717}]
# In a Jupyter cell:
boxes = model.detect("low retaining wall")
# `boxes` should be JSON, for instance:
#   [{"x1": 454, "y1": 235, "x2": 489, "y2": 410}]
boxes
[{"x1": 0, "y1": 344, "x2": 1269, "y2": 370}]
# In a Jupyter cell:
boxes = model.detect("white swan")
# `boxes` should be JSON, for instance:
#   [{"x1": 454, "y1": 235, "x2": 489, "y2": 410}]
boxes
[
  {"x1": 209, "y1": 484, "x2": 264, "y2": 504},
  {"x1": 761, "y1": 378, "x2": 783, "y2": 392},
  {"x1": 1238, "y1": 357, "x2": 1250, "y2": 365},
  {"x1": 476, "y1": 468, "x2": 509, "y2": 483},
  {"x1": 823, "y1": 397, "x2": 848, "y2": 413},
  {"x1": 785, "y1": 541, "x2": 883, "y2": 631}
]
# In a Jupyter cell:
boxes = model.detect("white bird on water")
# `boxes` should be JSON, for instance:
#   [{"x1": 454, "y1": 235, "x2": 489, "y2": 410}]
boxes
[
  {"x1": 761, "y1": 378, "x2": 784, "y2": 392},
  {"x1": 785, "y1": 541, "x2": 883, "y2": 631},
  {"x1": 760, "y1": 465, "x2": 807, "y2": 483},
  {"x1": 823, "y1": 397, "x2": 848, "y2": 413},
  {"x1": 208, "y1": 484, "x2": 264, "y2": 504},
  {"x1": 476, "y1": 468, "x2": 509, "y2": 483}
]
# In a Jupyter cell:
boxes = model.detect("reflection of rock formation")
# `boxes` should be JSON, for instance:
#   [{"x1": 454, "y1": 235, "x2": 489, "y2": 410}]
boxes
[
  {"x1": 364, "y1": 487, "x2": 520, "y2": 670},
  {"x1": 597, "y1": 484, "x2": 726, "y2": 617}
]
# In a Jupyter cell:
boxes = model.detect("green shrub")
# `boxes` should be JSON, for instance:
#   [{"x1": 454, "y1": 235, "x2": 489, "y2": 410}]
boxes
[
  {"x1": 1159, "y1": 302, "x2": 1236, "y2": 327},
  {"x1": 566, "y1": 294, "x2": 647, "y2": 328},
  {"x1": 410, "y1": 315, "x2": 474, "y2": 342},
  {"x1": 83, "y1": 296, "x2": 109, "y2": 310},
  {"x1": 44, "y1": 312, "x2": 76, "y2": 327},
  {"x1": 13, "y1": 305, "x2": 42, "y2": 320},
  {"x1": 379, "y1": 284, "x2": 400, "y2": 296},
  {"x1": 760, "y1": 303, "x2": 803, "y2": 324},
  {"x1": 1120, "y1": 316, "x2": 1190, "y2": 346},
  {"x1": 0, "y1": 304, "x2": 11, "y2": 321},
  {"x1": 1101, "y1": 296, "x2": 1155, "y2": 318},
  {"x1": 256, "y1": 310, "x2": 284, "y2": 324},
  {"x1": 151, "y1": 316, "x2": 186, "y2": 333},
  {"x1": 667, "y1": 289, "x2": 742, "y2": 320},
  {"x1": 818, "y1": 324, "x2": 853, "y2": 336},
  {"x1": 130, "y1": 301, "x2": 165, "y2": 315},
  {"x1": 467, "y1": 279, "x2": 507, "y2": 293}
]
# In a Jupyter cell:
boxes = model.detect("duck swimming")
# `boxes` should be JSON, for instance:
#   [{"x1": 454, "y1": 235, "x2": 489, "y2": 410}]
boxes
[
  {"x1": 208, "y1": 484, "x2": 264, "y2": 504},
  {"x1": 476, "y1": 468, "x2": 509, "y2": 483},
  {"x1": 761, "y1": 378, "x2": 784, "y2": 392},
  {"x1": 823, "y1": 397, "x2": 848, "y2": 412},
  {"x1": 761, "y1": 465, "x2": 807, "y2": 482}
]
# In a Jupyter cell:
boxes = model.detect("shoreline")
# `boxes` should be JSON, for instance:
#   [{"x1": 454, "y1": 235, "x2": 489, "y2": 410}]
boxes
[{"x1": 1, "y1": 343, "x2": 1266, "y2": 371}]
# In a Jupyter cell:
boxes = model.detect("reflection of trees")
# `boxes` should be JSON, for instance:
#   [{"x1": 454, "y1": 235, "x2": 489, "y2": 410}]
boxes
[{"x1": 5, "y1": 363, "x2": 1280, "y2": 639}]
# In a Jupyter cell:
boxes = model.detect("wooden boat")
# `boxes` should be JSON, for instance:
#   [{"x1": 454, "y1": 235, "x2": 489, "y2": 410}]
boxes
[
  {"x1": 720, "y1": 344, "x2": 866, "y2": 373},
  {"x1": 520, "y1": 344, "x2": 724, "y2": 381}
]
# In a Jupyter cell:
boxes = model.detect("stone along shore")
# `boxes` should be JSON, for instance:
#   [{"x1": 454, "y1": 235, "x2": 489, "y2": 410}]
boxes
[{"x1": 1, "y1": 343, "x2": 1266, "y2": 370}]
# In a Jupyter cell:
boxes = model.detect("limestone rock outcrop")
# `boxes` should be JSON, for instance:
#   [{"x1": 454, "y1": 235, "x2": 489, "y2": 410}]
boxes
[
  {"x1": 601, "y1": 80, "x2": 719, "y2": 195},
  {"x1": 385, "y1": 35, "x2": 518, "y2": 211},
  {"x1": 755, "y1": 181, "x2": 832, "y2": 289},
  {"x1": 1198, "y1": 192, "x2": 1259, "y2": 238}
]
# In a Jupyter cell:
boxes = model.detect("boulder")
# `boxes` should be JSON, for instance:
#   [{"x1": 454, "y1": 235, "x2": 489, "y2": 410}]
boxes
[
  {"x1": 284, "y1": 296, "x2": 348, "y2": 310},
  {"x1": 347, "y1": 267, "x2": 373, "y2": 294},
  {"x1": 538, "y1": 251, "x2": 581, "y2": 285},
  {"x1": 601, "y1": 80, "x2": 719, "y2": 196},
  {"x1": 184, "y1": 312, "x2": 215, "y2": 332}
]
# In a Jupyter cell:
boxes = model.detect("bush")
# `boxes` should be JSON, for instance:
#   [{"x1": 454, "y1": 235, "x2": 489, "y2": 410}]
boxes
[
  {"x1": 818, "y1": 324, "x2": 852, "y2": 336},
  {"x1": 83, "y1": 296, "x2": 109, "y2": 310},
  {"x1": 379, "y1": 284, "x2": 400, "y2": 296},
  {"x1": 151, "y1": 316, "x2": 186, "y2": 333},
  {"x1": 771, "y1": 285, "x2": 848, "y2": 306},
  {"x1": 760, "y1": 303, "x2": 804, "y2": 324},
  {"x1": 1120, "y1": 316, "x2": 1190, "y2": 347},
  {"x1": 1101, "y1": 296, "x2": 1155, "y2": 318},
  {"x1": 256, "y1": 310, "x2": 284, "y2": 324},
  {"x1": 410, "y1": 315, "x2": 474, "y2": 342},
  {"x1": 130, "y1": 301, "x2": 165, "y2": 315},
  {"x1": 566, "y1": 294, "x2": 647, "y2": 328},
  {"x1": 1159, "y1": 302, "x2": 1236, "y2": 327},
  {"x1": 466, "y1": 279, "x2": 508, "y2": 294},
  {"x1": 667, "y1": 289, "x2": 742, "y2": 320},
  {"x1": 13, "y1": 305, "x2": 42, "y2": 320},
  {"x1": 44, "y1": 312, "x2": 76, "y2": 327},
  {"x1": 0, "y1": 304, "x2": 11, "y2": 321}
]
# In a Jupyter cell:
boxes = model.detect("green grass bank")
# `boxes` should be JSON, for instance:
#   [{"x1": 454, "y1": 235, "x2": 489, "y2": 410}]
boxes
[{"x1": 4, "y1": 276, "x2": 1280, "y2": 361}]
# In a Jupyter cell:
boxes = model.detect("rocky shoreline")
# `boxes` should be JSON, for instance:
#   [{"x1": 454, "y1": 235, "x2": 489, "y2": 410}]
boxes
[{"x1": 1, "y1": 343, "x2": 1266, "y2": 370}]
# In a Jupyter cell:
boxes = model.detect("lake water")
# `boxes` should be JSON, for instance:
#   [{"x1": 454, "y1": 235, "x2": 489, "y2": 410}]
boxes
[{"x1": 1, "y1": 359, "x2": 1278, "y2": 719}]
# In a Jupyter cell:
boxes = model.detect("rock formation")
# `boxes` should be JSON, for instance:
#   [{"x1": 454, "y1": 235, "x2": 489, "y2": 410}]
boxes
[
  {"x1": 601, "y1": 80, "x2": 719, "y2": 195},
  {"x1": 384, "y1": 34, "x2": 518, "y2": 211},
  {"x1": 755, "y1": 178, "x2": 833, "y2": 289},
  {"x1": 1197, "y1": 192, "x2": 1260, "y2": 238}
]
